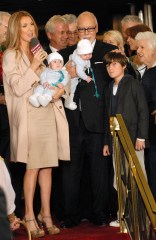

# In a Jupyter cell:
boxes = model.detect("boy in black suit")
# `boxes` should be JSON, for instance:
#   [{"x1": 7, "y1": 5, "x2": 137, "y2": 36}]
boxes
[{"x1": 103, "y1": 51, "x2": 149, "y2": 226}]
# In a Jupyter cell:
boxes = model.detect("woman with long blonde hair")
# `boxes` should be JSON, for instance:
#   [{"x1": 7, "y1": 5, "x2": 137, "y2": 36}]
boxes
[{"x1": 3, "y1": 10, "x2": 70, "y2": 238}]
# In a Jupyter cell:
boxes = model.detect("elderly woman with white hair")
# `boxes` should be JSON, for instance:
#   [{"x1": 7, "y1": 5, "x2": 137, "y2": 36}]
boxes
[{"x1": 135, "y1": 31, "x2": 156, "y2": 200}]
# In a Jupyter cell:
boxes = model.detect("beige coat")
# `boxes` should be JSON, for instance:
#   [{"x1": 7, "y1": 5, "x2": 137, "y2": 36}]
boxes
[{"x1": 2, "y1": 49, "x2": 70, "y2": 164}]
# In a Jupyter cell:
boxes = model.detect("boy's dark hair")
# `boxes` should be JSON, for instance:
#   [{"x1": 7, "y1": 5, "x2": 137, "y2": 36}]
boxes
[{"x1": 104, "y1": 51, "x2": 128, "y2": 67}]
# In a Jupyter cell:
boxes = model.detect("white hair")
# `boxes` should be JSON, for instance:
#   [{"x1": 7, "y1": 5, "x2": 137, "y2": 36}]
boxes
[
  {"x1": 62, "y1": 14, "x2": 77, "y2": 25},
  {"x1": 121, "y1": 15, "x2": 142, "y2": 25},
  {"x1": 0, "y1": 11, "x2": 10, "y2": 24},
  {"x1": 135, "y1": 31, "x2": 156, "y2": 50},
  {"x1": 45, "y1": 15, "x2": 67, "y2": 33}
]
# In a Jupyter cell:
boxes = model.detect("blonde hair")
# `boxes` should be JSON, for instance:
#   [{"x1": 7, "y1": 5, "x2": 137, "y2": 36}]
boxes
[
  {"x1": 5, "y1": 11, "x2": 38, "y2": 51},
  {"x1": 103, "y1": 30, "x2": 124, "y2": 52}
]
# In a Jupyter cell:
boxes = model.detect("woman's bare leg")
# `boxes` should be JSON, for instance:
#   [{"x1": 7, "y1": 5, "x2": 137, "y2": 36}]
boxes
[
  {"x1": 38, "y1": 168, "x2": 60, "y2": 234},
  {"x1": 38, "y1": 168, "x2": 52, "y2": 216},
  {"x1": 23, "y1": 168, "x2": 39, "y2": 231}
]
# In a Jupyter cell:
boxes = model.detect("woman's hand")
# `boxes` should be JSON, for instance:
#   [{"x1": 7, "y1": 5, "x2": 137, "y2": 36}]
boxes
[
  {"x1": 31, "y1": 49, "x2": 47, "y2": 71},
  {"x1": 53, "y1": 88, "x2": 65, "y2": 100}
]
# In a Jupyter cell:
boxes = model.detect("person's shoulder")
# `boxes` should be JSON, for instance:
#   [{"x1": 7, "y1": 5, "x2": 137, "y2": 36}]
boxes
[
  {"x1": 124, "y1": 74, "x2": 137, "y2": 82},
  {"x1": 59, "y1": 45, "x2": 76, "y2": 56},
  {"x1": 124, "y1": 74, "x2": 143, "y2": 89},
  {"x1": 94, "y1": 40, "x2": 118, "y2": 58},
  {"x1": 148, "y1": 65, "x2": 156, "y2": 74},
  {"x1": 2, "y1": 50, "x2": 21, "y2": 68},
  {"x1": 44, "y1": 46, "x2": 51, "y2": 54},
  {"x1": 96, "y1": 40, "x2": 117, "y2": 51},
  {"x1": 3, "y1": 49, "x2": 16, "y2": 60},
  {"x1": 59, "y1": 45, "x2": 77, "y2": 64},
  {"x1": 143, "y1": 66, "x2": 156, "y2": 85}
]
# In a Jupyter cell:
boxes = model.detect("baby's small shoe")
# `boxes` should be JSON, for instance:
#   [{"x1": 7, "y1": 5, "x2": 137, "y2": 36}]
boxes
[
  {"x1": 38, "y1": 94, "x2": 52, "y2": 107},
  {"x1": 64, "y1": 101, "x2": 77, "y2": 110},
  {"x1": 29, "y1": 95, "x2": 40, "y2": 107}
]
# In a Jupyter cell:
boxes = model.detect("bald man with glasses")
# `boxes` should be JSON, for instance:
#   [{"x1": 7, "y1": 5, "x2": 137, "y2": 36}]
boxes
[{"x1": 59, "y1": 11, "x2": 117, "y2": 228}]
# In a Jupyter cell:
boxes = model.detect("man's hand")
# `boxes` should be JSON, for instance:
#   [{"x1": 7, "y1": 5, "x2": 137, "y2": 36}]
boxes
[
  {"x1": 103, "y1": 145, "x2": 110, "y2": 156},
  {"x1": 65, "y1": 60, "x2": 77, "y2": 78},
  {"x1": 151, "y1": 110, "x2": 156, "y2": 124},
  {"x1": 86, "y1": 76, "x2": 92, "y2": 83},
  {"x1": 135, "y1": 139, "x2": 145, "y2": 151}
]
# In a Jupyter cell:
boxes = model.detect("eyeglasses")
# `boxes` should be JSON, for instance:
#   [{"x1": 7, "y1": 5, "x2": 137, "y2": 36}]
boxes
[
  {"x1": 67, "y1": 31, "x2": 78, "y2": 36},
  {"x1": 77, "y1": 26, "x2": 96, "y2": 33}
]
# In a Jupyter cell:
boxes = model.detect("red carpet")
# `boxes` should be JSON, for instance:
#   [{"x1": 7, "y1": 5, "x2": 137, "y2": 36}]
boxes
[{"x1": 13, "y1": 220, "x2": 130, "y2": 240}]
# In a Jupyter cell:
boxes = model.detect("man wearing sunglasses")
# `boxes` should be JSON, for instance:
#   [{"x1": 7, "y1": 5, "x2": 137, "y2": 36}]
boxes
[{"x1": 59, "y1": 11, "x2": 117, "y2": 228}]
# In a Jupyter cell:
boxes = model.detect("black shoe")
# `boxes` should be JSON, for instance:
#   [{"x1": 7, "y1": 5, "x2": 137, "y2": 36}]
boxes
[
  {"x1": 93, "y1": 219, "x2": 107, "y2": 226},
  {"x1": 60, "y1": 221, "x2": 72, "y2": 228},
  {"x1": 92, "y1": 213, "x2": 108, "y2": 226},
  {"x1": 60, "y1": 219, "x2": 78, "y2": 228}
]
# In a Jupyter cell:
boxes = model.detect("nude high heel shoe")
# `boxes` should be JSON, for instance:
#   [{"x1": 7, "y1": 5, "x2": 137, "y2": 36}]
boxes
[
  {"x1": 22, "y1": 217, "x2": 45, "y2": 238},
  {"x1": 37, "y1": 213, "x2": 60, "y2": 235}
]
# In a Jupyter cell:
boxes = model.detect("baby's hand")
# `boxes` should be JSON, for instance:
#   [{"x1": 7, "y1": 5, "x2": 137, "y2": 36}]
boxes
[
  {"x1": 86, "y1": 76, "x2": 92, "y2": 83},
  {"x1": 57, "y1": 83, "x2": 63, "y2": 89},
  {"x1": 43, "y1": 82, "x2": 49, "y2": 88}
]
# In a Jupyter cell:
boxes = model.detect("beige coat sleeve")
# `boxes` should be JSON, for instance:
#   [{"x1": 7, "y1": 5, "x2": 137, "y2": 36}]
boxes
[
  {"x1": 2, "y1": 50, "x2": 42, "y2": 163},
  {"x1": 3, "y1": 50, "x2": 39, "y2": 97}
]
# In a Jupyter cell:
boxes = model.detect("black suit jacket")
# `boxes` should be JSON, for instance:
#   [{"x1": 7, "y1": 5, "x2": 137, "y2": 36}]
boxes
[
  {"x1": 141, "y1": 66, "x2": 156, "y2": 140},
  {"x1": 44, "y1": 45, "x2": 52, "y2": 55},
  {"x1": 104, "y1": 74, "x2": 149, "y2": 146},
  {"x1": 59, "y1": 40, "x2": 117, "y2": 134}
]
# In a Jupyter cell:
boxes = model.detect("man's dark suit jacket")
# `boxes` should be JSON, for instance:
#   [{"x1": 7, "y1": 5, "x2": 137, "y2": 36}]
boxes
[
  {"x1": 59, "y1": 40, "x2": 117, "y2": 135},
  {"x1": 141, "y1": 66, "x2": 156, "y2": 140}
]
